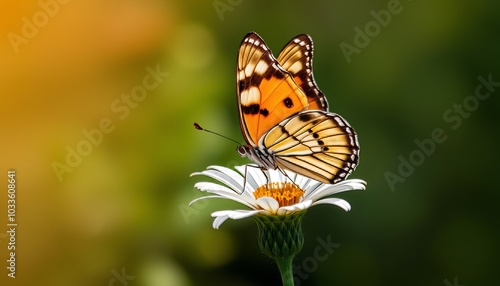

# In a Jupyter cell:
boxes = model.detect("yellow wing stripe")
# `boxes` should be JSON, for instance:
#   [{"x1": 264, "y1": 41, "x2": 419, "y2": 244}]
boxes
[{"x1": 275, "y1": 156, "x2": 338, "y2": 183}]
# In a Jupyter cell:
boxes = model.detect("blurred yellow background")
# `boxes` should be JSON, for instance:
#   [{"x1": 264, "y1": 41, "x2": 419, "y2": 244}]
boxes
[{"x1": 0, "y1": 0, "x2": 499, "y2": 285}]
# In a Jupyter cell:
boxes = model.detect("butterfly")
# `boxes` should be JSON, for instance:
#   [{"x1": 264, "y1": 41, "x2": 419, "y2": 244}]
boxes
[{"x1": 236, "y1": 32, "x2": 360, "y2": 184}]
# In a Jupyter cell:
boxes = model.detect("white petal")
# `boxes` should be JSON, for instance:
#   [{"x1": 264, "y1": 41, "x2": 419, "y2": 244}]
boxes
[
  {"x1": 233, "y1": 165, "x2": 247, "y2": 176},
  {"x1": 256, "y1": 197, "x2": 280, "y2": 212},
  {"x1": 189, "y1": 195, "x2": 222, "y2": 206},
  {"x1": 195, "y1": 181, "x2": 256, "y2": 203},
  {"x1": 208, "y1": 165, "x2": 243, "y2": 179},
  {"x1": 189, "y1": 195, "x2": 255, "y2": 209},
  {"x1": 283, "y1": 169, "x2": 297, "y2": 182},
  {"x1": 302, "y1": 181, "x2": 321, "y2": 197},
  {"x1": 287, "y1": 172, "x2": 322, "y2": 197},
  {"x1": 312, "y1": 198, "x2": 352, "y2": 211},
  {"x1": 249, "y1": 167, "x2": 269, "y2": 187},
  {"x1": 267, "y1": 168, "x2": 284, "y2": 183},
  {"x1": 211, "y1": 209, "x2": 263, "y2": 229},
  {"x1": 236, "y1": 164, "x2": 270, "y2": 189},
  {"x1": 194, "y1": 181, "x2": 234, "y2": 194},
  {"x1": 212, "y1": 209, "x2": 262, "y2": 219},
  {"x1": 192, "y1": 166, "x2": 246, "y2": 194},
  {"x1": 276, "y1": 200, "x2": 312, "y2": 215},
  {"x1": 212, "y1": 215, "x2": 229, "y2": 229},
  {"x1": 234, "y1": 165, "x2": 261, "y2": 190},
  {"x1": 193, "y1": 182, "x2": 257, "y2": 208},
  {"x1": 293, "y1": 174, "x2": 310, "y2": 189},
  {"x1": 306, "y1": 179, "x2": 366, "y2": 202}
]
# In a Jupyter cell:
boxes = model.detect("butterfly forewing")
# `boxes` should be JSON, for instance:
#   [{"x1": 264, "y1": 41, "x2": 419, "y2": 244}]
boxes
[
  {"x1": 277, "y1": 34, "x2": 328, "y2": 111},
  {"x1": 237, "y1": 32, "x2": 309, "y2": 146}
]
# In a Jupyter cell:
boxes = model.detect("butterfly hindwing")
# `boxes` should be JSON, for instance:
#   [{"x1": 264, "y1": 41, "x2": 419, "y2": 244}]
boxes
[
  {"x1": 277, "y1": 34, "x2": 328, "y2": 111},
  {"x1": 237, "y1": 32, "x2": 309, "y2": 146},
  {"x1": 261, "y1": 110, "x2": 359, "y2": 183}
]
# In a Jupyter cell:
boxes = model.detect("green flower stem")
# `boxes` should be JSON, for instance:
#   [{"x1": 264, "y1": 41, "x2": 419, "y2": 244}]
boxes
[
  {"x1": 253, "y1": 211, "x2": 306, "y2": 286},
  {"x1": 275, "y1": 255, "x2": 294, "y2": 286}
]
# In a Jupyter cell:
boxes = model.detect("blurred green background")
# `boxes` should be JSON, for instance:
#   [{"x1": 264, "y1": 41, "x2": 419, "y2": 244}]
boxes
[{"x1": 1, "y1": 0, "x2": 499, "y2": 285}]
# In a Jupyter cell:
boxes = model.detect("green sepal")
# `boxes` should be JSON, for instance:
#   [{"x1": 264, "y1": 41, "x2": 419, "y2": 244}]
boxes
[{"x1": 253, "y1": 211, "x2": 306, "y2": 260}]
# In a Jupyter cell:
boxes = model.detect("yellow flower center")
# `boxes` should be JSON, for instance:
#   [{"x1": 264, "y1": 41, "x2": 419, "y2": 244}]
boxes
[{"x1": 253, "y1": 182, "x2": 305, "y2": 207}]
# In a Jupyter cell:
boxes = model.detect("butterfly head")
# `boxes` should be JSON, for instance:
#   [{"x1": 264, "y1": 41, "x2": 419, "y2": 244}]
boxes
[
  {"x1": 237, "y1": 145, "x2": 249, "y2": 158},
  {"x1": 237, "y1": 145, "x2": 277, "y2": 170}
]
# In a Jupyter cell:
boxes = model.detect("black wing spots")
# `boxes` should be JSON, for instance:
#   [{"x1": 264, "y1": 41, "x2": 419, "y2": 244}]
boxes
[
  {"x1": 239, "y1": 80, "x2": 246, "y2": 91},
  {"x1": 285, "y1": 35, "x2": 329, "y2": 112},
  {"x1": 242, "y1": 104, "x2": 260, "y2": 115},
  {"x1": 283, "y1": 97, "x2": 294, "y2": 108},
  {"x1": 262, "y1": 63, "x2": 286, "y2": 80},
  {"x1": 242, "y1": 104, "x2": 270, "y2": 117},
  {"x1": 273, "y1": 66, "x2": 286, "y2": 79},
  {"x1": 277, "y1": 124, "x2": 300, "y2": 142},
  {"x1": 298, "y1": 112, "x2": 315, "y2": 122},
  {"x1": 316, "y1": 141, "x2": 329, "y2": 151}
]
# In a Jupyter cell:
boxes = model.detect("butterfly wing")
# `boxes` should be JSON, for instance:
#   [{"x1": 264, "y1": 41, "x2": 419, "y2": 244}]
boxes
[
  {"x1": 237, "y1": 32, "x2": 309, "y2": 147},
  {"x1": 260, "y1": 110, "x2": 359, "y2": 183},
  {"x1": 237, "y1": 32, "x2": 360, "y2": 183},
  {"x1": 277, "y1": 34, "x2": 328, "y2": 111}
]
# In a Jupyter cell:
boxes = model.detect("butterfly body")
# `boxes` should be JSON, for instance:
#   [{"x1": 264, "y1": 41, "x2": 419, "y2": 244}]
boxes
[
  {"x1": 237, "y1": 32, "x2": 359, "y2": 184},
  {"x1": 237, "y1": 145, "x2": 276, "y2": 170}
]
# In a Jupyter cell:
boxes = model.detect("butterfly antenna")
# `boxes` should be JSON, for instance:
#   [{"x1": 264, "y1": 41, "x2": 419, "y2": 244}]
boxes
[{"x1": 194, "y1": 123, "x2": 241, "y2": 145}]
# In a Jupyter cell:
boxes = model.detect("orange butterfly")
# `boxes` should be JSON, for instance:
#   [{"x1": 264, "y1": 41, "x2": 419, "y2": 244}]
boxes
[{"x1": 236, "y1": 32, "x2": 360, "y2": 184}]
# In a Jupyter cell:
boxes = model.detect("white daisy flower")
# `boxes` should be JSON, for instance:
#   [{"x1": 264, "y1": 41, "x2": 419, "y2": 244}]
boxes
[{"x1": 190, "y1": 164, "x2": 366, "y2": 229}]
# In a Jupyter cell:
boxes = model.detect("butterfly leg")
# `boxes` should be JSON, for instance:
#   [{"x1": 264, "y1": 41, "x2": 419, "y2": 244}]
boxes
[
  {"x1": 241, "y1": 164, "x2": 249, "y2": 194},
  {"x1": 276, "y1": 167, "x2": 300, "y2": 188},
  {"x1": 242, "y1": 164, "x2": 271, "y2": 190},
  {"x1": 246, "y1": 165, "x2": 299, "y2": 189},
  {"x1": 260, "y1": 167, "x2": 270, "y2": 187},
  {"x1": 241, "y1": 164, "x2": 266, "y2": 193}
]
